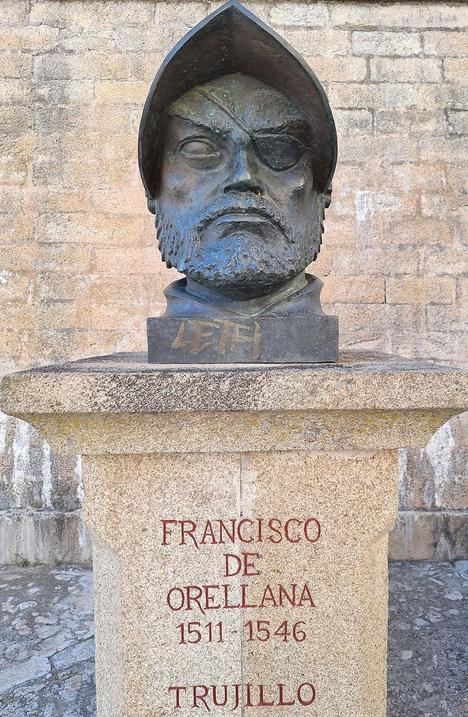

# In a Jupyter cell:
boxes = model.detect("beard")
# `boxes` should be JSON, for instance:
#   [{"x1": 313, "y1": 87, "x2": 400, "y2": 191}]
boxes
[{"x1": 156, "y1": 193, "x2": 324, "y2": 299}]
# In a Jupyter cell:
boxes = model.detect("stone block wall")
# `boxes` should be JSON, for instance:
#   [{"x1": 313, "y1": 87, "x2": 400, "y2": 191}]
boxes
[{"x1": 0, "y1": 0, "x2": 466, "y2": 563}]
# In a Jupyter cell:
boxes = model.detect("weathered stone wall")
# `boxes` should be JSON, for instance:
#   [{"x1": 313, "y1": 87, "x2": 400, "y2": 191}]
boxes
[{"x1": 0, "y1": 0, "x2": 466, "y2": 563}]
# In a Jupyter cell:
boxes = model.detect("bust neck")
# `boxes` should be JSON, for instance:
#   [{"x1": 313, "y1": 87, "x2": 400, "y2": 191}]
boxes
[{"x1": 185, "y1": 272, "x2": 308, "y2": 317}]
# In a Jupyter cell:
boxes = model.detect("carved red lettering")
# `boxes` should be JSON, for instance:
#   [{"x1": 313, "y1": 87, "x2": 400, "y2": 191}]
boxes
[
  {"x1": 298, "y1": 683, "x2": 316, "y2": 705},
  {"x1": 167, "y1": 587, "x2": 184, "y2": 611},
  {"x1": 168, "y1": 682, "x2": 316, "y2": 709},
  {"x1": 259, "y1": 585, "x2": 277, "y2": 608},
  {"x1": 159, "y1": 517, "x2": 321, "y2": 547},
  {"x1": 224, "y1": 553, "x2": 242, "y2": 577},
  {"x1": 267, "y1": 518, "x2": 283, "y2": 544},
  {"x1": 204, "y1": 585, "x2": 221, "y2": 610},
  {"x1": 168, "y1": 582, "x2": 315, "y2": 613},
  {"x1": 212, "y1": 685, "x2": 228, "y2": 707},
  {"x1": 161, "y1": 520, "x2": 177, "y2": 546},
  {"x1": 278, "y1": 584, "x2": 297, "y2": 607},
  {"x1": 284, "y1": 518, "x2": 302, "y2": 543},
  {"x1": 200, "y1": 521, "x2": 217, "y2": 545},
  {"x1": 218, "y1": 519, "x2": 236, "y2": 544},
  {"x1": 192, "y1": 685, "x2": 210, "y2": 709},
  {"x1": 277, "y1": 683, "x2": 295, "y2": 706},
  {"x1": 240, "y1": 584, "x2": 257, "y2": 609},
  {"x1": 224, "y1": 552, "x2": 261, "y2": 577},
  {"x1": 305, "y1": 517, "x2": 321, "y2": 543},
  {"x1": 298, "y1": 584, "x2": 315, "y2": 608},
  {"x1": 222, "y1": 583, "x2": 241, "y2": 609},
  {"x1": 237, "y1": 518, "x2": 254, "y2": 543},
  {"x1": 243, "y1": 551, "x2": 261, "y2": 576},
  {"x1": 186, "y1": 585, "x2": 204, "y2": 614},
  {"x1": 180, "y1": 520, "x2": 198, "y2": 548},
  {"x1": 257, "y1": 685, "x2": 275, "y2": 707},
  {"x1": 168, "y1": 686, "x2": 186, "y2": 708}
]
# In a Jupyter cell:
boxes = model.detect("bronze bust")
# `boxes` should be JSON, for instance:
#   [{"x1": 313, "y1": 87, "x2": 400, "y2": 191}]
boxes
[{"x1": 139, "y1": 0, "x2": 338, "y2": 363}]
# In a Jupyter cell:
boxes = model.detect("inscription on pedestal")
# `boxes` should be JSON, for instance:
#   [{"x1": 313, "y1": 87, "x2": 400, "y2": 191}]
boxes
[{"x1": 160, "y1": 516, "x2": 321, "y2": 711}]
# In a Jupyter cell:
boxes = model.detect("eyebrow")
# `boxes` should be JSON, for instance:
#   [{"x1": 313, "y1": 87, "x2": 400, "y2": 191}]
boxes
[
  {"x1": 255, "y1": 119, "x2": 310, "y2": 136},
  {"x1": 167, "y1": 113, "x2": 227, "y2": 136}
]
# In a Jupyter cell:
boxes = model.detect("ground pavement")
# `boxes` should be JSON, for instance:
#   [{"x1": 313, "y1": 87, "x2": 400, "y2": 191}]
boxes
[{"x1": 0, "y1": 561, "x2": 467, "y2": 716}]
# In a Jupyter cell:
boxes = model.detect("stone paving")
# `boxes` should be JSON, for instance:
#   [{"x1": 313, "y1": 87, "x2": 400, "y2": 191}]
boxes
[
  {"x1": 388, "y1": 561, "x2": 468, "y2": 717},
  {"x1": 0, "y1": 561, "x2": 466, "y2": 716}
]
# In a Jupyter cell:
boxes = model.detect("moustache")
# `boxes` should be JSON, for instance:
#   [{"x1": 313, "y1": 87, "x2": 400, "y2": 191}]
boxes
[{"x1": 195, "y1": 195, "x2": 288, "y2": 235}]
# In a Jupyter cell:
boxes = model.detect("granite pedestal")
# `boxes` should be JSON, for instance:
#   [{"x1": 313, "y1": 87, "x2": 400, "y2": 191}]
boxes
[{"x1": 2, "y1": 352, "x2": 467, "y2": 717}]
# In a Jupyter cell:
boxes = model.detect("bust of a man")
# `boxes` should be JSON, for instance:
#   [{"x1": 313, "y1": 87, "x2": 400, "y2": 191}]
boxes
[{"x1": 140, "y1": 1, "x2": 338, "y2": 363}]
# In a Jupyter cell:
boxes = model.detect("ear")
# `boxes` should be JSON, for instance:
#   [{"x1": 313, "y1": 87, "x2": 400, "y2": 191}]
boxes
[{"x1": 147, "y1": 195, "x2": 157, "y2": 214}]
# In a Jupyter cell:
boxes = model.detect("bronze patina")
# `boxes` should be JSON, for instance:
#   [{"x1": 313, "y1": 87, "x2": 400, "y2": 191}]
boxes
[{"x1": 139, "y1": 0, "x2": 338, "y2": 363}]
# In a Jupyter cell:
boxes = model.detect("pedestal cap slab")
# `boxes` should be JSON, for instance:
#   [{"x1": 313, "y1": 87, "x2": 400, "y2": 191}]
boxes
[{"x1": 1, "y1": 351, "x2": 467, "y2": 455}]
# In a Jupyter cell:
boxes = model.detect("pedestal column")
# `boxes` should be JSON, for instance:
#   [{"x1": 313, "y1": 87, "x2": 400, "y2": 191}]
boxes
[{"x1": 2, "y1": 351, "x2": 467, "y2": 717}]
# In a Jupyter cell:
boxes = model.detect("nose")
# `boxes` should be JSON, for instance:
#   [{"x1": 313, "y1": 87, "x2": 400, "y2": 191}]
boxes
[{"x1": 223, "y1": 145, "x2": 263, "y2": 196}]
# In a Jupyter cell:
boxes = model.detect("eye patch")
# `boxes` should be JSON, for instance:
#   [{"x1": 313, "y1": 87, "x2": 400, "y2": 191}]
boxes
[{"x1": 252, "y1": 134, "x2": 305, "y2": 171}]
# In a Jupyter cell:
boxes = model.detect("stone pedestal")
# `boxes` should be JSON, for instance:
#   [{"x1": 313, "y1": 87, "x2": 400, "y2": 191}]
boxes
[{"x1": 2, "y1": 351, "x2": 467, "y2": 717}]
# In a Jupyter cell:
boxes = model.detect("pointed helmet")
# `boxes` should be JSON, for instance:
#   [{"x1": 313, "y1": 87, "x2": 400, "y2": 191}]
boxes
[{"x1": 138, "y1": 0, "x2": 337, "y2": 213}]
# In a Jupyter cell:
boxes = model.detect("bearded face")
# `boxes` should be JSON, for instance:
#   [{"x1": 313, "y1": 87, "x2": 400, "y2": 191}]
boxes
[{"x1": 155, "y1": 73, "x2": 325, "y2": 300}]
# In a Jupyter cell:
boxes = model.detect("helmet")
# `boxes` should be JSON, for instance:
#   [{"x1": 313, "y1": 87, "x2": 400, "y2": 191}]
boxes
[{"x1": 138, "y1": 0, "x2": 337, "y2": 213}]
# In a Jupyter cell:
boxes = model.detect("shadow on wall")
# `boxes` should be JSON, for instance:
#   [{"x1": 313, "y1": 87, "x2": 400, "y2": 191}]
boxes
[
  {"x1": 0, "y1": 414, "x2": 91, "y2": 565},
  {"x1": 390, "y1": 411, "x2": 468, "y2": 560}
]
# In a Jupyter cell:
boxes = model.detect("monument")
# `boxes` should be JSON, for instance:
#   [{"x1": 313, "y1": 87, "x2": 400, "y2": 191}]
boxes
[
  {"x1": 140, "y1": 0, "x2": 338, "y2": 363},
  {"x1": 1, "y1": 3, "x2": 468, "y2": 717}
]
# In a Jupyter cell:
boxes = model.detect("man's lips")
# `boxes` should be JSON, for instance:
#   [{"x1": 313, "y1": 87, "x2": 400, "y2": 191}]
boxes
[
  {"x1": 209, "y1": 207, "x2": 280, "y2": 227},
  {"x1": 196, "y1": 204, "x2": 286, "y2": 234},
  {"x1": 214, "y1": 211, "x2": 271, "y2": 224}
]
